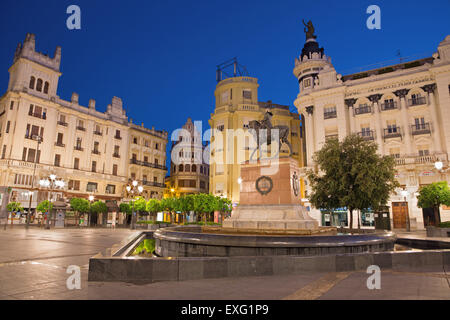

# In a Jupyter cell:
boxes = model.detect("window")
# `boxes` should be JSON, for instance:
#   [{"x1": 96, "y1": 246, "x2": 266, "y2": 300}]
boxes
[
  {"x1": 144, "y1": 156, "x2": 148, "y2": 163},
  {"x1": 1, "y1": 145, "x2": 6, "y2": 159},
  {"x1": 155, "y1": 158, "x2": 159, "y2": 165},
  {"x1": 200, "y1": 181, "x2": 206, "y2": 189},
  {"x1": 221, "y1": 91, "x2": 229, "y2": 103},
  {"x1": 36, "y1": 79, "x2": 43, "y2": 92},
  {"x1": 115, "y1": 130, "x2": 121, "y2": 139},
  {"x1": 92, "y1": 161, "x2": 97, "y2": 172},
  {"x1": 414, "y1": 117, "x2": 426, "y2": 130},
  {"x1": 243, "y1": 89, "x2": 252, "y2": 99},
  {"x1": 75, "y1": 137, "x2": 82, "y2": 150},
  {"x1": 155, "y1": 143, "x2": 159, "y2": 150},
  {"x1": 10, "y1": 101, "x2": 14, "y2": 110},
  {"x1": 133, "y1": 137, "x2": 138, "y2": 144},
  {"x1": 112, "y1": 164, "x2": 118, "y2": 176},
  {"x1": 43, "y1": 82, "x2": 49, "y2": 94},
  {"x1": 192, "y1": 164, "x2": 197, "y2": 172},
  {"x1": 77, "y1": 120, "x2": 84, "y2": 130},
  {"x1": 29, "y1": 77, "x2": 35, "y2": 89},
  {"x1": 106, "y1": 184, "x2": 116, "y2": 194},
  {"x1": 56, "y1": 133, "x2": 63, "y2": 146},
  {"x1": 27, "y1": 148, "x2": 36, "y2": 163},
  {"x1": 304, "y1": 78, "x2": 311, "y2": 88},
  {"x1": 86, "y1": 182, "x2": 97, "y2": 192},
  {"x1": 6, "y1": 121, "x2": 10, "y2": 134},
  {"x1": 153, "y1": 176, "x2": 158, "y2": 183},
  {"x1": 22, "y1": 148, "x2": 27, "y2": 161},
  {"x1": 387, "y1": 120, "x2": 398, "y2": 133},
  {"x1": 93, "y1": 141, "x2": 99, "y2": 153},
  {"x1": 114, "y1": 145, "x2": 120, "y2": 157},
  {"x1": 143, "y1": 175, "x2": 147, "y2": 183},
  {"x1": 217, "y1": 124, "x2": 224, "y2": 132},
  {"x1": 68, "y1": 180, "x2": 80, "y2": 191},
  {"x1": 179, "y1": 164, "x2": 183, "y2": 172},
  {"x1": 324, "y1": 107, "x2": 337, "y2": 119},
  {"x1": 74, "y1": 158, "x2": 79, "y2": 169},
  {"x1": 54, "y1": 154, "x2": 61, "y2": 167}
]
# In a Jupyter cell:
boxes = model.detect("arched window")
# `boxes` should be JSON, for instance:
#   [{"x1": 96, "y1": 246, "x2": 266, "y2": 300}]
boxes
[
  {"x1": 192, "y1": 164, "x2": 197, "y2": 172},
  {"x1": 36, "y1": 79, "x2": 43, "y2": 92},
  {"x1": 179, "y1": 164, "x2": 183, "y2": 172},
  {"x1": 200, "y1": 166, "x2": 203, "y2": 174},
  {"x1": 185, "y1": 164, "x2": 190, "y2": 172},
  {"x1": 29, "y1": 77, "x2": 35, "y2": 89},
  {"x1": 43, "y1": 82, "x2": 49, "y2": 94}
]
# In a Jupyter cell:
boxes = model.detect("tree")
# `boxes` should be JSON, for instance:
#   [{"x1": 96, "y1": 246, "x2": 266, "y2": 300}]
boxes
[
  {"x1": 146, "y1": 199, "x2": 161, "y2": 221},
  {"x1": 36, "y1": 200, "x2": 53, "y2": 213},
  {"x1": 91, "y1": 201, "x2": 108, "y2": 214},
  {"x1": 417, "y1": 181, "x2": 450, "y2": 225},
  {"x1": 134, "y1": 196, "x2": 148, "y2": 216},
  {"x1": 7, "y1": 202, "x2": 23, "y2": 212},
  {"x1": 119, "y1": 203, "x2": 131, "y2": 215},
  {"x1": 307, "y1": 134, "x2": 399, "y2": 229},
  {"x1": 70, "y1": 198, "x2": 89, "y2": 216}
]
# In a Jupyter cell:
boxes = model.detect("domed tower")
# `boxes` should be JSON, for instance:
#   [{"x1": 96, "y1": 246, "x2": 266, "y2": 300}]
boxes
[{"x1": 293, "y1": 20, "x2": 336, "y2": 96}]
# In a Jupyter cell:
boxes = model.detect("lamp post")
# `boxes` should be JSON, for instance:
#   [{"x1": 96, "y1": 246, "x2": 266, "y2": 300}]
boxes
[
  {"x1": 88, "y1": 195, "x2": 94, "y2": 227},
  {"x1": 401, "y1": 189, "x2": 410, "y2": 232},
  {"x1": 39, "y1": 174, "x2": 65, "y2": 230},
  {"x1": 26, "y1": 135, "x2": 42, "y2": 228},
  {"x1": 126, "y1": 180, "x2": 143, "y2": 230}
]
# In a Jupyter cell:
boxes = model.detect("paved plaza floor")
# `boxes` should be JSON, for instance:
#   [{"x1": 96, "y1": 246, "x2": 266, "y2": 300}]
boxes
[{"x1": 0, "y1": 227, "x2": 448, "y2": 300}]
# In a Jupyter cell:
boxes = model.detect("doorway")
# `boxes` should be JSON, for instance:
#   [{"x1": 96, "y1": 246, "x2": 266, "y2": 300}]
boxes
[{"x1": 392, "y1": 202, "x2": 408, "y2": 229}]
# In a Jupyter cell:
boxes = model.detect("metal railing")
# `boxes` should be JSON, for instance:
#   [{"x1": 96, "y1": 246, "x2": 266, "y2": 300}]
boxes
[
  {"x1": 380, "y1": 101, "x2": 398, "y2": 111},
  {"x1": 411, "y1": 123, "x2": 431, "y2": 135},
  {"x1": 358, "y1": 130, "x2": 375, "y2": 140},
  {"x1": 324, "y1": 111, "x2": 337, "y2": 119},
  {"x1": 57, "y1": 121, "x2": 68, "y2": 127},
  {"x1": 28, "y1": 111, "x2": 46, "y2": 119},
  {"x1": 129, "y1": 158, "x2": 167, "y2": 170},
  {"x1": 383, "y1": 127, "x2": 402, "y2": 139},
  {"x1": 354, "y1": 105, "x2": 372, "y2": 115},
  {"x1": 408, "y1": 96, "x2": 427, "y2": 107}
]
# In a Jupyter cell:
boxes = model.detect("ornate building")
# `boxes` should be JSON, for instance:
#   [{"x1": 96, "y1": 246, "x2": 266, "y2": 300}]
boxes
[
  {"x1": 209, "y1": 75, "x2": 305, "y2": 204},
  {"x1": 293, "y1": 26, "x2": 450, "y2": 229},
  {"x1": 0, "y1": 33, "x2": 168, "y2": 214},
  {"x1": 165, "y1": 118, "x2": 209, "y2": 197}
]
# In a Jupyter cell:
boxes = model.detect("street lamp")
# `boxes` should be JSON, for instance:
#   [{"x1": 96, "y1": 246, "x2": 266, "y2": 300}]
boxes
[
  {"x1": 126, "y1": 180, "x2": 143, "y2": 229},
  {"x1": 26, "y1": 135, "x2": 42, "y2": 228},
  {"x1": 400, "y1": 189, "x2": 411, "y2": 232},
  {"x1": 39, "y1": 174, "x2": 65, "y2": 229},
  {"x1": 237, "y1": 177, "x2": 242, "y2": 185}
]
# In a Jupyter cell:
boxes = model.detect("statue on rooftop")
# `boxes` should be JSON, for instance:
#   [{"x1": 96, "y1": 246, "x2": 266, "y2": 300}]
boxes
[{"x1": 302, "y1": 19, "x2": 317, "y2": 40}]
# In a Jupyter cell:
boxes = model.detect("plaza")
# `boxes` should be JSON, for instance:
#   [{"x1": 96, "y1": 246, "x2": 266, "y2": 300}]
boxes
[{"x1": 0, "y1": 227, "x2": 448, "y2": 300}]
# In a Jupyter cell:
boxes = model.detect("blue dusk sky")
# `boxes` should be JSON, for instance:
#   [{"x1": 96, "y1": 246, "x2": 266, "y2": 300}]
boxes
[{"x1": 0, "y1": 0, "x2": 449, "y2": 146}]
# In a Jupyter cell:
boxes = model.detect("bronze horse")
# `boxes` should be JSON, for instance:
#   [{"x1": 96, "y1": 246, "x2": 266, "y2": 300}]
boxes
[{"x1": 248, "y1": 112, "x2": 292, "y2": 160}]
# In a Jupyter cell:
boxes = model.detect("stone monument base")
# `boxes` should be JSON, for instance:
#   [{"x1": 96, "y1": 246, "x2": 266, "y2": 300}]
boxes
[{"x1": 222, "y1": 204, "x2": 319, "y2": 231}]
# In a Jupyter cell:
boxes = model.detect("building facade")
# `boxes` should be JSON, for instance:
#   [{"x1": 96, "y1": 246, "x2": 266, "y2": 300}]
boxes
[
  {"x1": 209, "y1": 76, "x2": 305, "y2": 204},
  {"x1": 0, "y1": 33, "x2": 167, "y2": 214},
  {"x1": 293, "y1": 30, "x2": 450, "y2": 229},
  {"x1": 165, "y1": 118, "x2": 209, "y2": 198}
]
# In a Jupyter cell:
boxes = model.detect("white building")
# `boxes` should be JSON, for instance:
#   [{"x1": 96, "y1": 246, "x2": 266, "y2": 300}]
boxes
[{"x1": 293, "y1": 30, "x2": 450, "y2": 230}]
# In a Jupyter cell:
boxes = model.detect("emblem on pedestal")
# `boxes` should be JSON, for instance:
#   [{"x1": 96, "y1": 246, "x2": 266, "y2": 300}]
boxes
[
  {"x1": 255, "y1": 176, "x2": 273, "y2": 195},
  {"x1": 292, "y1": 171, "x2": 300, "y2": 197}
]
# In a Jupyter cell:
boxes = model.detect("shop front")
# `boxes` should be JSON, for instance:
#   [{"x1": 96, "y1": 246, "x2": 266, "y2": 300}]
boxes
[{"x1": 321, "y1": 208, "x2": 348, "y2": 227}]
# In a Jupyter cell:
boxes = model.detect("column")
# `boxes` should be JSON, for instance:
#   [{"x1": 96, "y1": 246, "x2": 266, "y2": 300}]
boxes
[
  {"x1": 421, "y1": 84, "x2": 442, "y2": 152},
  {"x1": 394, "y1": 89, "x2": 412, "y2": 155},
  {"x1": 368, "y1": 94, "x2": 384, "y2": 154},
  {"x1": 305, "y1": 106, "x2": 314, "y2": 167},
  {"x1": 345, "y1": 98, "x2": 357, "y2": 134}
]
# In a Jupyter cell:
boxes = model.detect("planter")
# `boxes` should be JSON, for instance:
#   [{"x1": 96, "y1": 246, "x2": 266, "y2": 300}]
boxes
[{"x1": 426, "y1": 226, "x2": 450, "y2": 237}]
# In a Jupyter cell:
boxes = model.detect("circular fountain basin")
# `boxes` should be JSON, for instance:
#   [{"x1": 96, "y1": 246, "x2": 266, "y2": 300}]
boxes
[{"x1": 154, "y1": 226, "x2": 397, "y2": 257}]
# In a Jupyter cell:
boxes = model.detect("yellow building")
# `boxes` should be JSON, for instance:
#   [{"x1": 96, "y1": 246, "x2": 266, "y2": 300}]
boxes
[{"x1": 209, "y1": 76, "x2": 305, "y2": 204}]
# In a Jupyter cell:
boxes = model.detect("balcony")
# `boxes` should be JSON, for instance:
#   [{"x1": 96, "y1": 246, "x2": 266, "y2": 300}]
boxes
[
  {"x1": 358, "y1": 130, "x2": 375, "y2": 140},
  {"x1": 28, "y1": 111, "x2": 46, "y2": 120},
  {"x1": 380, "y1": 101, "x2": 398, "y2": 111},
  {"x1": 394, "y1": 152, "x2": 447, "y2": 166},
  {"x1": 383, "y1": 127, "x2": 402, "y2": 140},
  {"x1": 325, "y1": 134, "x2": 338, "y2": 141},
  {"x1": 130, "y1": 158, "x2": 167, "y2": 170},
  {"x1": 92, "y1": 150, "x2": 101, "y2": 155},
  {"x1": 93, "y1": 131, "x2": 102, "y2": 136},
  {"x1": 113, "y1": 153, "x2": 120, "y2": 158},
  {"x1": 354, "y1": 105, "x2": 372, "y2": 115},
  {"x1": 76, "y1": 126, "x2": 86, "y2": 132},
  {"x1": 57, "y1": 121, "x2": 68, "y2": 127},
  {"x1": 25, "y1": 134, "x2": 43, "y2": 142},
  {"x1": 411, "y1": 123, "x2": 431, "y2": 136},
  {"x1": 324, "y1": 111, "x2": 337, "y2": 119},
  {"x1": 74, "y1": 146, "x2": 84, "y2": 151},
  {"x1": 54, "y1": 142, "x2": 65, "y2": 147},
  {"x1": 114, "y1": 135, "x2": 122, "y2": 140},
  {"x1": 408, "y1": 97, "x2": 427, "y2": 107},
  {"x1": 142, "y1": 180, "x2": 166, "y2": 188}
]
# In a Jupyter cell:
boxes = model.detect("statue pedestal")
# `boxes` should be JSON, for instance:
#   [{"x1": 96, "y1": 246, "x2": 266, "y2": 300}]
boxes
[{"x1": 223, "y1": 157, "x2": 319, "y2": 231}]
